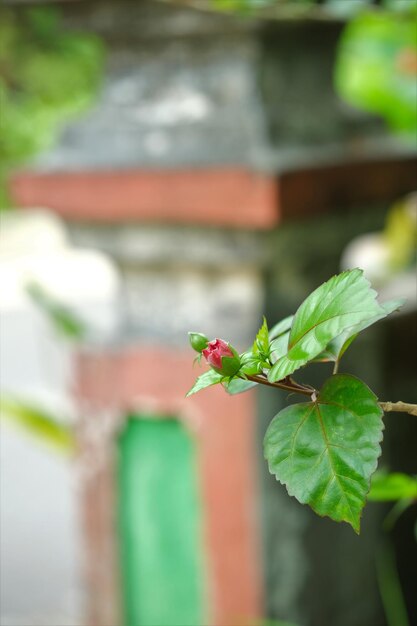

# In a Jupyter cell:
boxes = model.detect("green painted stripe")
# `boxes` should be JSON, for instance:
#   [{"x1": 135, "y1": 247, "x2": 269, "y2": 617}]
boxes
[{"x1": 118, "y1": 416, "x2": 206, "y2": 626}]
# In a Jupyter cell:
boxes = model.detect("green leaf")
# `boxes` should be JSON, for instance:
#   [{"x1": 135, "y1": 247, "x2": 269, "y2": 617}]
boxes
[
  {"x1": 369, "y1": 471, "x2": 417, "y2": 502},
  {"x1": 224, "y1": 377, "x2": 257, "y2": 395},
  {"x1": 313, "y1": 298, "x2": 405, "y2": 364},
  {"x1": 268, "y1": 269, "x2": 385, "y2": 382},
  {"x1": 0, "y1": 396, "x2": 75, "y2": 453},
  {"x1": 264, "y1": 374, "x2": 384, "y2": 533},
  {"x1": 269, "y1": 315, "x2": 294, "y2": 340},
  {"x1": 253, "y1": 316, "x2": 269, "y2": 355},
  {"x1": 186, "y1": 369, "x2": 223, "y2": 397},
  {"x1": 270, "y1": 331, "x2": 290, "y2": 362}
]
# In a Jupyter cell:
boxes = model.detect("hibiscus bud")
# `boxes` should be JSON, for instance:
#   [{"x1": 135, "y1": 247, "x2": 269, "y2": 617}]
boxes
[
  {"x1": 188, "y1": 332, "x2": 209, "y2": 353},
  {"x1": 202, "y1": 338, "x2": 241, "y2": 376}
]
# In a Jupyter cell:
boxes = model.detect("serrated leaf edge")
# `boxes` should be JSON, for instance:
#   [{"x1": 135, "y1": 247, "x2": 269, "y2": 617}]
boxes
[{"x1": 264, "y1": 374, "x2": 384, "y2": 533}]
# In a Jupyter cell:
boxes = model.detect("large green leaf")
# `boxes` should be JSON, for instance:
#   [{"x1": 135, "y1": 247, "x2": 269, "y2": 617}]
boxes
[
  {"x1": 313, "y1": 298, "x2": 405, "y2": 365},
  {"x1": 270, "y1": 331, "x2": 290, "y2": 362},
  {"x1": 186, "y1": 369, "x2": 223, "y2": 397},
  {"x1": 268, "y1": 269, "x2": 385, "y2": 382},
  {"x1": 264, "y1": 374, "x2": 384, "y2": 532}
]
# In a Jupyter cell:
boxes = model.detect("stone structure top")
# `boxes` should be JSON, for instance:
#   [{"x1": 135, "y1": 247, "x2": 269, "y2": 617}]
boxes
[
  {"x1": 8, "y1": 0, "x2": 417, "y2": 228},
  {"x1": 16, "y1": 0, "x2": 416, "y2": 173}
]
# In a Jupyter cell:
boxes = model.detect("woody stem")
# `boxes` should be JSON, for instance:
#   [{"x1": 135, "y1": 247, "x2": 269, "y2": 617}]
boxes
[
  {"x1": 244, "y1": 373, "x2": 315, "y2": 397},
  {"x1": 379, "y1": 401, "x2": 417, "y2": 416},
  {"x1": 244, "y1": 375, "x2": 417, "y2": 415}
]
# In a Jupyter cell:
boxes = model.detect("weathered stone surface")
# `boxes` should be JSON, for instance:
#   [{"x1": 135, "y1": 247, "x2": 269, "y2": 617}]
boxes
[
  {"x1": 68, "y1": 223, "x2": 266, "y2": 348},
  {"x1": 121, "y1": 265, "x2": 263, "y2": 348},
  {"x1": 27, "y1": 0, "x2": 406, "y2": 174},
  {"x1": 68, "y1": 223, "x2": 267, "y2": 268},
  {"x1": 33, "y1": 1, "x2": 265, "y2": 171}
]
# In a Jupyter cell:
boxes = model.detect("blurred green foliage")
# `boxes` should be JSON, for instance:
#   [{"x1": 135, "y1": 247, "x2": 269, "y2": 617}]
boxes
[
  {"x1": 210, "y1": 0, "x2": 416, "y2": 18},
  {"x1": 0, "y1": 6, "x2": 103, "y2": 207},
  {"x1": 335, "y1": 8, "x2": 417, "y2": 134},
  {"x1": 0, "y1": 395, "x2": 75, "y2": 453},
  {"x1": 383, "y1": 194, "x2": 417, "y2": 271},
  {"x1": 26, "y1": 281, "x2": 87, "y2": 341},
  {"x1": 369, "y1": 471, "x2": 417, "y2": 501}
]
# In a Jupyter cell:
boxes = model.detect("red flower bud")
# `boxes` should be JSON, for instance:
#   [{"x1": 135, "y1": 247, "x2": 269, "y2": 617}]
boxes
[{"x1": 202, "y1": 338, "x2": 241, "y2": 376}]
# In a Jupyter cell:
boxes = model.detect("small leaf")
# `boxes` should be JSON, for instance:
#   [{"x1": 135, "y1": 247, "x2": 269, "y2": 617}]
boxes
[
  {"x1": 264, "y1": 374, "x2": 384, "y2": 533},
  {"x1": 0, "y1": 396, "x2": 75, "y2": 453},
  {"x1": 240, "y1": 350, "x2": 263, "y2": 375},
  {"x1": 268, "y1": 269, "x2": 385, "y2": 382},
  {"x1": 269, "y1": 315, "x2": 294, "y2": 340},
  {"x1": 186, "y1": 369, "x2": 223, "y2": 397},
  {"x1": 224, "y1": 378, "x2": 257, "y2": 395},
  {"x1": 368, "y1": 471, "x2": 417, "y2": 502},
  {"x1": 253, "y1": 316, "x2": 269, "y2": 355}
]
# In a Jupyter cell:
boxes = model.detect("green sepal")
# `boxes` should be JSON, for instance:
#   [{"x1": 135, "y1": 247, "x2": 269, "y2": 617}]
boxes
[{"x1": 211, "y1": 345, "x2": 241, "y2": 377}]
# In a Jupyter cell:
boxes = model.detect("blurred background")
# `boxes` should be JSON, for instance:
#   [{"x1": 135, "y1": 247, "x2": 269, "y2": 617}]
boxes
[{"x1": 0, "y1": 1, "x2": 416, "y2": 625}]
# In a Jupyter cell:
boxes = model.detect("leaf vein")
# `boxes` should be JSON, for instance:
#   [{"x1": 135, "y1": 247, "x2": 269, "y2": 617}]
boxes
[{"x1": 315, "y1": 402, "x2": 357, "y2": 523}]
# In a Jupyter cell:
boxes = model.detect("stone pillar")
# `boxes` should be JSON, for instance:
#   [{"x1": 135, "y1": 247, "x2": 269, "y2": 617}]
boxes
[{"x1": 71, "y1": 224, "x2": 266, "y2": 626}]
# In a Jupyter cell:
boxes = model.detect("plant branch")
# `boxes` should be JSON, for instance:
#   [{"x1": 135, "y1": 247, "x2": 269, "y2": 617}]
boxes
[
  {"x1": 244, "y1": 373, "x2": 315, "y2": 397},
  {"x1": 243, "y1": 376, "x2": 417, "y2": 415},
  {"x1": 379, "y1": 401, "x2": 417, "y2": 416}
]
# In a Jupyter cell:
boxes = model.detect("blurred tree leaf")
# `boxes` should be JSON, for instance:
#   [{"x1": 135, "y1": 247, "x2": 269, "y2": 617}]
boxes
[
  {"x1": 26, "y1": 281, "x2": 87, "y2": 340},
  {"x1": 369, "y1": 471, "x2": 417, "y2": 501},
  {"x1": 0, "y1": 6, "x2": 103, "y2": 208},
  {"x1": 264, "y1": 374, "x2": 383, "y2": 533},
  {"x1": 376, "y1": 539, "x2": 410, "y2": 626},
  {"x1": 335, "y1": 10, "x2": 417, "y2": 134},
  {"x1": 0, "y1": 396, "x2": 75, "y2": 453},
  {"x1": 384, "y1": 195, "x2": 417, "y2": 270}
]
